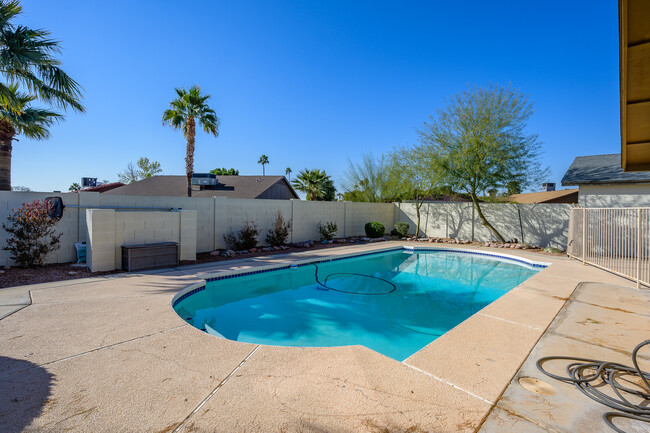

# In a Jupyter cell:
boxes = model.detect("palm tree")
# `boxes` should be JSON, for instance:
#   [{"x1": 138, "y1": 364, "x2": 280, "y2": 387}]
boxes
[
  {"x1": 258, "y1": 154, "x2": 269, "y2": 176},
  {"x1": 291, "y1": 169, "x2": 336, "y2": 201},
  {"x1": 285, "y1": 166, "x2": 292, "y2": 181},
  {"x1": 0, "y1": 1, "x2": 84, "y2": 190},
  {"x1": 162, "y1": 85, "x2": 220, "y2": 197}
]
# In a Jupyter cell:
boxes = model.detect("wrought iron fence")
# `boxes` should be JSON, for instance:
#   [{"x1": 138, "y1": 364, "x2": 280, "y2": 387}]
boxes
[{"x1": 568, "y1": 207, "x2": 650, "y2": 288}]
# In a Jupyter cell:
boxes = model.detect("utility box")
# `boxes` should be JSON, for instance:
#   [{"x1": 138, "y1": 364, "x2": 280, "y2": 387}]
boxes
[{"x1": 121, "y1": 242, "x2": 179, "y2": 271}]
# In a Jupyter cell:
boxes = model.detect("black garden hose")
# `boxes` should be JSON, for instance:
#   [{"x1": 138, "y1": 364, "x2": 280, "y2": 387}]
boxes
[
  {"x1": 312, "y1": 263, "x2": 397, "y2": 295},
  {"x1": 536, "y1": 340, "x2": 650, "y2": 433}
]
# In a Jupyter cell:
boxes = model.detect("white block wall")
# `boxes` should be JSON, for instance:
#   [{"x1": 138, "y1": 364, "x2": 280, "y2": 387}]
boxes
[{"x1": 395, "y1": 202, "x2": 574, "y2": 249}]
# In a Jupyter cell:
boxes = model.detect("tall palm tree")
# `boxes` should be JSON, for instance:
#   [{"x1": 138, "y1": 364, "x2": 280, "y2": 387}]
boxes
[
  {"x1": 291, "y1": 169, "x2": 336, "y2": 201},
  {"x1": 285, "y1": 166, "x2": 292, "y2": 181},
  {"x1": 258, "y1": 154, "x2": 269, "y2": 176},
  {"x1": 162, "y1": 85, "x2": 219, "y2": 197},
  {"x1": 0, "y1": 1, "x2": 85, "y2": 190}
]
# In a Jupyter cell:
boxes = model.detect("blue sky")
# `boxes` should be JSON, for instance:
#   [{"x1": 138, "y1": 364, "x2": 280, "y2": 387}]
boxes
[{"x1": 16, "y1": 1, "x2": 619, "y2": 193}]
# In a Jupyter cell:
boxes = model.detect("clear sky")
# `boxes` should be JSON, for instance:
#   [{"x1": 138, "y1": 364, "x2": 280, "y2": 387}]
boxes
[{"x1": 15, "y1": 1, "x2": 620, "y2": 194}]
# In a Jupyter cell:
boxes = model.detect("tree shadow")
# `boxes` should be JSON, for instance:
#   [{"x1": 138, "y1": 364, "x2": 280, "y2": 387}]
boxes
[{"x1": 0, "y1": 356, "x2": 54, "y2": 433}]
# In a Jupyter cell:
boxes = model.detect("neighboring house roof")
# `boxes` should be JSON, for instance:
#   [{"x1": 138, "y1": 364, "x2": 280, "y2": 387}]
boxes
[
  {"x1": 508, "y1": 189, "x2": 579, "y2": 204},
  {"x1": 104, "y1": 175, "x2": 300, "y2": 199},
  {"x1": 562, "y1": 154, "x2": 650, "y2": 186},
  {"x1": 76, "y1": 182, "x2": 125, "y2": 193}
]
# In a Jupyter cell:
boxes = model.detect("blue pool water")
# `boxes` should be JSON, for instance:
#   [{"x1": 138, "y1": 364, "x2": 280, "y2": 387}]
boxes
[{"x1": 173, "y1": 249, "x2": 542, "y2": 361}]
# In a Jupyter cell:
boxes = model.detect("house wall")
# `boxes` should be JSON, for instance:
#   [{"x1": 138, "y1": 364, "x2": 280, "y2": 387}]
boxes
[
  {"x1": 395, "y1": 202, "x2": 573, "y2": 249},
  {"x1": 578, "y1": 183, "x2": 650, "y2": 207},
  {"x1": 256, "y1": 181, "x2": 296, "y2": 200}
]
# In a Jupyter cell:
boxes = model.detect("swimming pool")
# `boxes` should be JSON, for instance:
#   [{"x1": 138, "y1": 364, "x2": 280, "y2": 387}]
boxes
[{"x1": 173, "y1": 248, "x2": 545, "y2": 361}]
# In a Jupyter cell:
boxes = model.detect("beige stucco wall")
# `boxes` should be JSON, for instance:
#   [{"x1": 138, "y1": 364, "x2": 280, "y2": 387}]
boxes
[
  {"x1": 395, "y1": 202, "x2": 573, "y2": 249},
  {"x1": 0, "y1": 192, "x2": 398, "y2": 267},
  {"x1": 87, "y1": 209, "x2": 197, "y2": 272},
  {"x1": 0, "y1": 191, "x2": 80, "y2": 266},
  {"x1": 578, "y1": 183, "x2": 650, "y2": 207}
]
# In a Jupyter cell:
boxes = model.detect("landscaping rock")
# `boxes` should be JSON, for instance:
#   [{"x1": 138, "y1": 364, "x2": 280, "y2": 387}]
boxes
[
  {"x1": 303, "y1": 242, "x2": 310, "y2": 248},
  {"x1": 209, "y1": 250, "x2": 220, "y2": 256},
  {"x1": 334, "y1": 239, "x2": 346, "y2": 244},
  {"x1": 361, "y1": 237, "x2": 370, "y2": 242},
  {"x1": 67, "y1": 271, "x2": 78, "y2": 276},
  {"x1": 273, "y1": 246, "x2": 280, "y2": 251},
  {"x1": 321, "y1": 240, "x2": 328, "y2": 245},
  {"x1": 249, "y1": 247, "x2": 257, "y2": 253},
  {"x1": 240, "y1": 250, "x2": 249, "y2": 254}
]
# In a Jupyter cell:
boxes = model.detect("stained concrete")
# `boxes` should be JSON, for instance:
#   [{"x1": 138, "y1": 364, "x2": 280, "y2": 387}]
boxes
[
  {"x1": 477, "y1": 283, "x2": 650, "y2": 433},
  {"x1": 0, "y1": 242, "x2": 645, "y2": 432}
]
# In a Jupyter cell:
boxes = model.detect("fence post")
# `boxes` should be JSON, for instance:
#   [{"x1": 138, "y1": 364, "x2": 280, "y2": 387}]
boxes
[
  {"x1": 582, "y1": 208, "x2": 586, "y2": 265},
  {"x1": 637, "y1": 208, "x2": 642, "y2": 289}
]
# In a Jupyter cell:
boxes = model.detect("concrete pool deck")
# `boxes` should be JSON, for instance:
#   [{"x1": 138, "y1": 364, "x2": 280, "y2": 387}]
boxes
[{"x1": 0, "y1": 241, "x2": 647, "y2": 432}]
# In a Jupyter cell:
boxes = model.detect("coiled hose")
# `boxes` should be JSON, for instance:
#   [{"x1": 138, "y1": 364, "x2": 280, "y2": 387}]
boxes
[
  {"x1": 312, "y1": 263, "x2": 397, "y2": 295},
  {"x1": 536, "y1": 340, "x2": 650, "y2": 433}
]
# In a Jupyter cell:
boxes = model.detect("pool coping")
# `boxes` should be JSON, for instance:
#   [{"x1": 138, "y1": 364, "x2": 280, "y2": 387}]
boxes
[{"x1": 170, "y1": 245, "x2": 551, "y2": 309}]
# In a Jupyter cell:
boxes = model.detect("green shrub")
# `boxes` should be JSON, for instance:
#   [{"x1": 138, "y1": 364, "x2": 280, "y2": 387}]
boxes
[
  {"x1": 2, "y1": 200, "x2": 62, "y2": 267},
  {"x1": 318, "y1": 221, "x2": 337, "y2": 241},
  {"x1": 364, "y1": 221, "x2": 385, "y2": 238},
  {"x1": 266, "y1": 212, "x2": 291, "y2": 246},
  {"x1": 223, "y1": 220, "x2": 259, "y2": 250},
  {"x1": 392, "y1": 222, "x2": 410, "y2": 237}
]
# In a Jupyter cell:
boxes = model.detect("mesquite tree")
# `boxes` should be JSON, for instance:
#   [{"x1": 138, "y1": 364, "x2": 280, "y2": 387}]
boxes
[{"x1": 418, "y1": 85, "x2": 547, "y2": 242}]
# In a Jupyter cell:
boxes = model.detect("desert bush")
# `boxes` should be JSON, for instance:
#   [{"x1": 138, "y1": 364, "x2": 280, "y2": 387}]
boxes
[
  {"x1": 266, "y1": 212, "x2": 291, "y2": 246},
  {"x1": 2, "y1": 200, "x2": 62, "y2": 267},
  {"x1": 364, "y1": 221, "x2": 385, "y2": 238},
  {"x1": 392, "y1": 222, "x2": 410, "y2": 237},
  {"x1": 317, "y1": 221, "x2": 337, "y2": 241},
  {"x1": 223, "y1": 220, "x2": 259, "y2": 250}
]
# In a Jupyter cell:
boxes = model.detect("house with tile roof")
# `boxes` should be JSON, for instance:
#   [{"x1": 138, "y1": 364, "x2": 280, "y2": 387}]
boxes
[{"x1": 104, "y1": 175, "x2": 299, "y2": 200}]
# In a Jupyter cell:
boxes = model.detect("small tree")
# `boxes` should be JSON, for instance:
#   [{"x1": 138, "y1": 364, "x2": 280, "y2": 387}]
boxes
[
  {"x1": 210, "y1": 167, "x2": 239, "y2": 175},
  {"x1": 418, "y1": 85, "x2": 547, "y2": 242},
  {"x1": 118, "y1": 157, "x2": 162, "y2": 184},
  {"x1": 341, "y1": 153, "x2": 392, "y2": 203},
  {"x1": 3, "y1": 200, "x2": 61, "y2": 267},
  {"x1": 68, "y1": 182, "x2": 81, "y2": 191},
  {"x1": 384, "y1": 145, "x2": 441, "y2": 238},
  {"x1": 266, "y1": 211, "x2": 291, "y2": 246}
]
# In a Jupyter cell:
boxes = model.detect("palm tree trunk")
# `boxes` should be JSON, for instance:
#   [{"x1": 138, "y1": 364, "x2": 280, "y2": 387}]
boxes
[
  {"x1": 185, "y1": 117, "x2": 196, "y2": 197},
  {"x1": 0, "y1": 119, "x2": 16, "y2": 191},
  {"x1": 263, "y1": 164, "x2": 265, "y2": 176}
]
